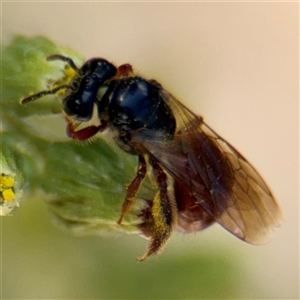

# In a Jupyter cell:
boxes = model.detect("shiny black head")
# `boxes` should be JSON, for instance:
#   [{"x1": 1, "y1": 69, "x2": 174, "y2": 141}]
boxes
[
  {"x1": 63, "y1": 58, "x2": 117, "y2": 121},
  {"x1": 20, "y1": 55, "x2": 117, "y2": 122}
]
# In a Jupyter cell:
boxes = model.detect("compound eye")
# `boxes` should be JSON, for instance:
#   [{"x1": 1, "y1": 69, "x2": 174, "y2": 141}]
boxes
[{"x1": 63, "y1": 95, "x2": 93, "y2": 121}]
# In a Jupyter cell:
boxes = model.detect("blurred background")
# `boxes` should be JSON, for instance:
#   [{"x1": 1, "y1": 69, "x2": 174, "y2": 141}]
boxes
[{"x1": 1, "y1": 2, "x2": 298, "y2": 299}]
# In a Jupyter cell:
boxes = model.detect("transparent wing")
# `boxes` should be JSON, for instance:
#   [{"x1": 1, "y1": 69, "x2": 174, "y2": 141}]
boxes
[{"x1": 132, "y1": 87, "x2": 282, "y2": 244}]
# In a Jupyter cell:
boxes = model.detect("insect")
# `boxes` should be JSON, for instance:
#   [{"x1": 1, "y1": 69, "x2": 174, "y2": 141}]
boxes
[{"x1": 21, "y1": 54, "x2": 282, "y2": 261}]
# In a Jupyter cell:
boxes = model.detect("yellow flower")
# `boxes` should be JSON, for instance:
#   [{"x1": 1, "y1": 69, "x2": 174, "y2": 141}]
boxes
[{"x1": 0, "y1": 153, "x2": 23, "y2": 216}]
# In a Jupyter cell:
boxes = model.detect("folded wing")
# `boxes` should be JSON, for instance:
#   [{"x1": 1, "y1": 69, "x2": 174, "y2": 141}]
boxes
[{"x1": 132, "y1": 87, "x2": 282, "y2": 244}]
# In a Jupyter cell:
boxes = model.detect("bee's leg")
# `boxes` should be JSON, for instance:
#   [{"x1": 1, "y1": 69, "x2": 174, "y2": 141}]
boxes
[
  {"x1": 108, "y1": 64, "x2": 133, "y2": 82},
  {"x1": 114, "y1": 64, "x2": 133, "y2": 79},
  {"x1": 138, "y1": 159, "x2": 177, "y2": 262},
  {"x1": 117, "y1": 155, "x2": 147, "y2": 225},
  {"x1": 65, "y1": 115, "x2": 107, "y2": 140}
]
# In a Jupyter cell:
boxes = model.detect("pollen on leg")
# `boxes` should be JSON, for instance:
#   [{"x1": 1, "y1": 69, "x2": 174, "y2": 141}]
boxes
[{"x1": 138, "y1": 161, "x2": 178, "y2": 262}]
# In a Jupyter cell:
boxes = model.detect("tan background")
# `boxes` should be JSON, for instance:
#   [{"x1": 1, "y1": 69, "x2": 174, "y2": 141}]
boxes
[{"x1": 2, "y1": 2, "x2": 298, "y2": 299}]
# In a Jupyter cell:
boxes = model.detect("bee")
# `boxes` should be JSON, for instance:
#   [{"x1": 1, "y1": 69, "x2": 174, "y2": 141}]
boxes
[{"x1": 21, "y1": 54, "x2": 282, "y2": 261}]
